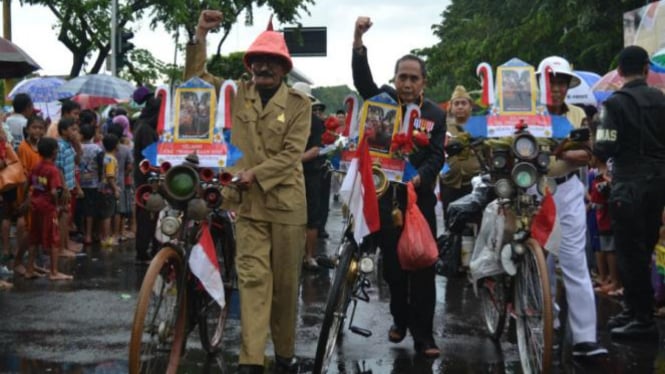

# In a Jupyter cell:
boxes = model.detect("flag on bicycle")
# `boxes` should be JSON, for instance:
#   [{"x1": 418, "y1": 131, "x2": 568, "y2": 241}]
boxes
[
  {"x1": 339, "y1": 138, "x2": 380, "y2": 244},
  {"x1": 531, "y1": 189, "x2": 561, "y2": 256},
  {"x1": 188, "y1": 221, "x2": 226, "y2": 308}
]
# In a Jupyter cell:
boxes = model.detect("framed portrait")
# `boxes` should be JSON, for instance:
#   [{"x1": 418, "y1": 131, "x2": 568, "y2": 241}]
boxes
[
  {"x1": 174, "y1": 87, "x2": 216, "y2": 143},
  {"x1": 496, "y1": 66, "x2": 537, "y2": 115},
  {"x1": 358, "y1": 100, "x2": 400, "y2": 157}
]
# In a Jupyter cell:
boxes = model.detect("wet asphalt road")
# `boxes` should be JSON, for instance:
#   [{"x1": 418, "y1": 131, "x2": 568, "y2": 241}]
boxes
[{"x1": 1, "y1": 199, "x2": 665, "y2": 373}]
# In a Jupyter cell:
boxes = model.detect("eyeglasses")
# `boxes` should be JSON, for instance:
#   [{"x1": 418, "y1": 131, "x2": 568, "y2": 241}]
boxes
[{"x1": 248, "y1": 55, "x2": 282, "y2": 68}]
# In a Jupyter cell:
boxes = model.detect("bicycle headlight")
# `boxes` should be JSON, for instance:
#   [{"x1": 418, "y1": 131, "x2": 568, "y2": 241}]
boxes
[
  {"x1": 537, "y1": 175, "x2": 558, "y2": 196},
  {"x1": 494, "y1": 178, "x2": 514, "y2": 198},
  {"x1": 536, "y1": 152, "x2": 550, "y2": 170},
  {"x1": 511, "y1": 162, "x2": 538, "y2": 189},
  {"x1": 512, "y1": 133, "x2": 538, "y2": 160},
  {"x1": 492, "y1": 151, "x2": 509, "y2": 170},
  {"x1": 163, "y1": 165, "x2": 199, "y2": 203},
  {"x1": 161, "y1": 216, "x2": 181, "y2": 236},
  {"x1": 359, "y1": 255, "x2": 375, "y2": 273}
]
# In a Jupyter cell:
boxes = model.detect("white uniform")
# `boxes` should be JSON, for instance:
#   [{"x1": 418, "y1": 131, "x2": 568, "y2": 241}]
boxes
[{"x1": 548, "y1": 104, "x2": 598, "y2": 343}]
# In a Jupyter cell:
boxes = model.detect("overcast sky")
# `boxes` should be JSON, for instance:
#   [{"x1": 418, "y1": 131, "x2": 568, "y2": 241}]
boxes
[{"x1": 3, "y1": 0, "x2": 449, "y2": 88}]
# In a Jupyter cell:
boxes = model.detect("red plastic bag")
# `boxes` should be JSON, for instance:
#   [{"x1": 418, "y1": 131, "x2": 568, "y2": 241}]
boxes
[{"x1": 397, "y1": 182, "x2": 439, "y2": 271}]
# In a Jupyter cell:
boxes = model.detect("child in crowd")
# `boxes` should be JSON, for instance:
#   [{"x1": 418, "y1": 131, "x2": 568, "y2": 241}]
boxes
[
  {"x1": 590, "y1": 157, "x2": 621, "y2": 296},
  {"x1": 28, "y1": 137, "x2": 72, "y2": 281},
  {"x1": 78, "y1": 123, "x2": 102, "y2": 246},
  {"x1": 14, "y1": 116, "x2": 48, "y2": 277},
  {"x1": 99, "y1": 134, "x2": 120, "y2": 247},
  {"x1": 55, "y1": 118, "x2": 82, "y2": 257},
  {"x1": 107, "y1": 122, "x2": 134, "y2": 242},
  {"x1": 0, "y1": 126, "x2": 25, "y2": 278}
]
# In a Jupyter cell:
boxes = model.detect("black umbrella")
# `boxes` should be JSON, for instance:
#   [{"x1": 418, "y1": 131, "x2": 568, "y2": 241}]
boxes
[{"x1": 0, "y1": 37, "x2": 41, "y2": 79}]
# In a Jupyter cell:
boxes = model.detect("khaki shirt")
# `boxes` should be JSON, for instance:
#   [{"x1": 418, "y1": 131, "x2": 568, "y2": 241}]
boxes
[
  {"x1": 184, "y1": 42, "x2": 311, "y2": 225},
  {"x1": 441, "y1": 118, "x2": 481, "y2": 188},
  {"x1": 548, "y1": 103, "x2": 587, "y2": 177}
]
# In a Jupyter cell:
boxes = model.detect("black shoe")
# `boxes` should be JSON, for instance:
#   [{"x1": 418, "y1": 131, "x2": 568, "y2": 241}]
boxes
[
  {"x1": 238, "y1": 364, "x2": 264, "y2": 374},
  {"x1": 572, "y1": 342, "x2": 608, "y2": 357},
  {"x1": 274, "y1": 355, "x2": 297, "y2": 373},
  {"x1": 318, "y1": 231, "x2": 330, "y2": 239},
  {"x1": 414, "y1": 341, "x2": 440, "y2": 358},
  {"x1": 610, "y1": 318, "x2": 658, "y2": 339},
  {"x1": 607, "y1": 309, "x2": 634, "y2": 330}
]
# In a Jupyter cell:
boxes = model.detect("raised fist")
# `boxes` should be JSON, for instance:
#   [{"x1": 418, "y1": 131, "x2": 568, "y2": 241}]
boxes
[
  {"x1": 198, "y1": 10, "x2": 223, "y2": 31},
  {"x1": 354, "y1": 17, "x2": 372, "y2": 40}
]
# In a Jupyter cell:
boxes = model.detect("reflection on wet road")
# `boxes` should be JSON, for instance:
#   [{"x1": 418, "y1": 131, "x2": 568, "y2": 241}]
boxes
[{"x1": 0, "y1": 200, "x2": 663, "y2": 373}]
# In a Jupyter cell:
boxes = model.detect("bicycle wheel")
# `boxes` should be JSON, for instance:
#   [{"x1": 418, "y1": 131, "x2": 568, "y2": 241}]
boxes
[
  {"x1": 514, "y1": 239, "x2": 553, "y2": 374},
  {"x1": 313, "y1": 242, "x2": 356, "y2": 374},
  {"x1": 198, "y1": 231, "x2": 234, "y2": 354},
  {"x1": 129, "y1": 247, "x2": 186, "y2": 374},
  {"x1": 479, "y1": 275, "x2": 507, "y2": 340}
]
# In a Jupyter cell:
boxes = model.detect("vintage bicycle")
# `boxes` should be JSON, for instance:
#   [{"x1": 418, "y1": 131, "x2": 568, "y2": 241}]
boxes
[
  {"x1": 128, "y1": 159, "x2": 237, "y2": 374},
  {"x1": 440, "y1": 125, "x2": 589, "y2": 374},
  {"x1": 313, "y1": 165, "x2": 397, "y2": 374}
]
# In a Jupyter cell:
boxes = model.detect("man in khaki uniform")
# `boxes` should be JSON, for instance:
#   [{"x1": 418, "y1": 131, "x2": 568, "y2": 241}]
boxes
[
  {"x1": 440, "y1": 85, "x2": 481, "y2": 223},
  {"x1": 185, "y1": 10, "x2": 310, "y2": 374}
]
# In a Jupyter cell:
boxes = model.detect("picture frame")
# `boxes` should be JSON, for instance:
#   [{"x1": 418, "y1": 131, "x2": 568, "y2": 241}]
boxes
[
  {"x1": 496, "y1": 65, "x2": 538, "y2": 115},
  {"x1": 174, "y1": 87, "x2": 216, "y2": 143},
  {"x1": 357, "y1": 100, "x2": 400, "y2": 157}
]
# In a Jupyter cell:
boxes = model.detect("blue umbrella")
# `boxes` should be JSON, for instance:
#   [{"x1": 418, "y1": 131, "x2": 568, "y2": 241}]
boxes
[
  {"x1": 8, "y1": 76, "x2": 73, "y2": 102},
  {"x1": 566, "y1": 70, "x2": 602, "y2": 107},
  {"x1": 58, "y1": 74, "x2": 135, "y2": 100}
]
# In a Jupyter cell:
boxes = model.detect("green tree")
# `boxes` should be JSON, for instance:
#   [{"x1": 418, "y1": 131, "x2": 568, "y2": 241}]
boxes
[
  {"x1": 312, "y1": 85, "x2": 355, "y2": 115},
  {"x1": 419, "y1": 0, "x2": 646, "y2": 100},
  {"x1": 206, "y1": 51, "x2": 248, "y2": 80},
  {"x1": 18, "y1": 0, "x2": 314, "y2": 79}
]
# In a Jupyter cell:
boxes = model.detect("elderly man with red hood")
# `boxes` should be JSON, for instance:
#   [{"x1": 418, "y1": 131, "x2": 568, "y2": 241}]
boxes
[{"x1": 185, "y1": 10, "x2": 310, "y2": 374}]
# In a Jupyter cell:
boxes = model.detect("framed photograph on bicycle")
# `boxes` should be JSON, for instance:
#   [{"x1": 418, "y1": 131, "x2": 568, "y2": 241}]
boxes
[
  {"x1": 174, "y1": 87, "x2": 215, "y2": 143},
  {"x1": 496, "y1": 64, "x2": 537, "y2": 115},
  {"x1": 358, "y1": 100, "x2": 400, "y2": 157}
]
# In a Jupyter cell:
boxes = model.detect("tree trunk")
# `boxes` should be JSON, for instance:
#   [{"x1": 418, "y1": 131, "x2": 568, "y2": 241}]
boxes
[
  {"x1": 69, "y1": 51, "x2": 87, "y2": 78},
  {"x1": 90, "y1": 44, "x2": 111, "y2": 74}
]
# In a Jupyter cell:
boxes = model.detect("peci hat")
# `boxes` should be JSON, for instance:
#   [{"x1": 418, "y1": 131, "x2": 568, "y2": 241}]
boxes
[
  {"x1": 449, "y1": 85, "x2": 472, "y2": 102},
  {"x1": 243, "y1": 15, "x2": 293, "y2": 73}
]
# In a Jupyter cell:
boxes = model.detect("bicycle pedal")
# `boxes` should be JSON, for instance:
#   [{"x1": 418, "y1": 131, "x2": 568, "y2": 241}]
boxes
[{"x1": 349, "y1": 326, "x2": 372, "y2": 337}]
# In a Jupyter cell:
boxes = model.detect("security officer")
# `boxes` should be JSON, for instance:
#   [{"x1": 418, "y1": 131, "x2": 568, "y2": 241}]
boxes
[
  {"x1": 595, "y1": 45, "x2": 665, "y2": 339},
  {"x1": 536, "y1": 56, "x2": 607, "y2": 357},
  {"x1": 353, "y1": 16, "x2": 446, "y2": 358},
  {"x1": 185, "y1": 10, "x2": 310, "y2": 374}
]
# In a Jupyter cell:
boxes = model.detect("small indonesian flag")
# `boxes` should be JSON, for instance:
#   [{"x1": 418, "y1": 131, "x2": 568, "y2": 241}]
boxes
[
  {"x1": 531, "y1": 190, "x2": 561, "y2": 256},
  {"x1": 339, "y1": 139, "x2": 381, "y2": 244},
  {"x1": 188, "y1": 222, "x2": 225, "y2": 308}
]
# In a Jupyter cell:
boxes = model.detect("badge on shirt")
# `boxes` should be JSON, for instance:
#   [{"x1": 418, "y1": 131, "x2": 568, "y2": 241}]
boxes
[{"x1": 413, "y1": 118, "x2": 434, "y2": 133}]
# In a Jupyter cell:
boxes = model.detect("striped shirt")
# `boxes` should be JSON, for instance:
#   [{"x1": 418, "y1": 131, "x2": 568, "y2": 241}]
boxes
[{"x1": 56, "y1": 138, "x2": 76, "y2": 190}]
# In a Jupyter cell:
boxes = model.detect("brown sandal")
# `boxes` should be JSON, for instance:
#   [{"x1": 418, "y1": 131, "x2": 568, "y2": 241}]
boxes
[{"x1": 388, "y1": 325, "x2": 406, "y2": 343}]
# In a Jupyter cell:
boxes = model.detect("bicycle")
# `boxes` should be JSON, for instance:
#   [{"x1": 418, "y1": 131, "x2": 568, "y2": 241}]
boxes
[
  {"x1": 440, "y1": 126, "x2": 586, "y2": 373},
  {"x1": 128, "y1": 160, "x2": 237, "y2": 374},
  {"x1": 313, "y1": 166, "x2": 393, "y2": 374}
]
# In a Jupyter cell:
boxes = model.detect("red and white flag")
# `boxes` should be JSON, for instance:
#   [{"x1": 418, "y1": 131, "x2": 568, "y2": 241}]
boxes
[
  {"x1": 531, "y1": 190, "x2": 561, "y2": 256},
  {"x1": 188, "y1": 222, "x2": 226, "y2": 308},
  {"x1": 339, "y1": 139, "x2": 381, "y2": 244}
]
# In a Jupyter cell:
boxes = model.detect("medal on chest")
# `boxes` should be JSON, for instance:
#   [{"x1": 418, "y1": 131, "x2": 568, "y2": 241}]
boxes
[{"x1": 412, "y1": 117, "x2": 434, "y2": 147}]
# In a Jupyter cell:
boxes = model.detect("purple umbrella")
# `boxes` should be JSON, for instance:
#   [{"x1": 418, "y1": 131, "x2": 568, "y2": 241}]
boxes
[{"x1": 0, "y1": 37, "x2": 40, "y2": 79}]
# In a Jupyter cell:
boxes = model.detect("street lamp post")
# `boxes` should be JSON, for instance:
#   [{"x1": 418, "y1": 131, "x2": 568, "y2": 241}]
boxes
[{"x1": 111, "y1": 0, "x2": 118, "y2": 76}]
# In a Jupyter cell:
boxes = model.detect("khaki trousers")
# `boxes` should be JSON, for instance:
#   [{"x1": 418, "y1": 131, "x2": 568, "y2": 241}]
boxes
[{"x1": 235, "y1": 217, "x2": 305, "y2": 365}]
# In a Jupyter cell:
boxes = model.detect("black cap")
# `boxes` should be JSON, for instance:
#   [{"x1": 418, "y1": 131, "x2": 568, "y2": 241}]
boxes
[{"x1": 618, "y1": 45, "x2": 649, "y2": 71}]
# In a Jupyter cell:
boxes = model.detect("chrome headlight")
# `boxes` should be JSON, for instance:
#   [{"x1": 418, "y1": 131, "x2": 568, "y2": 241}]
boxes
[
  {"x1": 537, "y1": 175, "x2": 558, "y2": 196},
  {"x1": 359, "y1": 255, "x2": 375, "y2": 273},
  {"x1": 492, "y1": 151, "x2": 508, "y2": 170},
  {"x1": 536, "y1": 152, "x2": 550, "y2": 170},
  {"x1": 494, "y1": 178, "x2": 514, "y2": 198},
  {"x1": 161, "y1": 216, "x2": 181, "y2": 236},
  {"x1": 511, "y1": 162, "x2": 538, "y2": 189},
  {"x1": 512, "y1": 133, "x2": 538, "y2": 160}
]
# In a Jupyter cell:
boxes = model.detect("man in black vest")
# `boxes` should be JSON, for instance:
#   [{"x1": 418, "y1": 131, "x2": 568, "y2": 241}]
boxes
[{"x1": 594, "y1": 45, "x2": 665, "y2": 338}]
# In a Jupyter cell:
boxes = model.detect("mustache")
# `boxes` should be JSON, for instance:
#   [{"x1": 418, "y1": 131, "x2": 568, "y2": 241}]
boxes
[{"x1": 253, "y1": 69, "x2": 274, "y2": 78}]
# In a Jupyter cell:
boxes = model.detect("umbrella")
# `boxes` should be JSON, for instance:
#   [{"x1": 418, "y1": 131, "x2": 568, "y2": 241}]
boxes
[
  {"x1": 652, "y1": 48, "x2": 665, "y2": 72},
  {"x1": 592, "y1": 66, "x2": 665, "y2": 104},
  {"x1": 7, "y1": 77, "x2": 72, "y2": 102},
  {"x1": 72, "y1": 94, "x2": 119, "y2": 110},
  {"x1": 58, "y1": 74, "x2": 135, "y2": 100},
  {"x1": 0, "y1": 37, "x2": 41, "y2": 78},
  {"x1": 566, "y1": 70, "x2": 602, "y2": 107}
]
